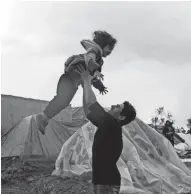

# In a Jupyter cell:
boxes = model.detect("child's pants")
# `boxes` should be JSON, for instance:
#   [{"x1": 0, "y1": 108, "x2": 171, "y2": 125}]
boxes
[{"x1": 44, "y1": 73, "x2": 79, "y2": 119}]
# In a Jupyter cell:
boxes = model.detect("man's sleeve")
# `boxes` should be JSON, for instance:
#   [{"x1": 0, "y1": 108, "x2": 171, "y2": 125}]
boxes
[{"x1": 86, "y1": 102, "x2": 113, "y2": 128}]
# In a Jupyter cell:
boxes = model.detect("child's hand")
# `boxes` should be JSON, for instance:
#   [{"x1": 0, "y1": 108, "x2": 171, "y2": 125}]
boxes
[
  {"x1": 100, "y1": 87, "x2": 108, "y2": 95},
  {"x1": 94, "y1": 71, "x2": 104, "y2": 81}
]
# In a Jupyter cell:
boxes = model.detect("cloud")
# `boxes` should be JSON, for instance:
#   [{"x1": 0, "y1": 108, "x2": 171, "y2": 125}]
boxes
[
  {"x1": 3, "y1": 1, "x2": 191, "y2": 63},
  {"x1": 81, "y1": 1, "x2": 191, "y2": 63}
]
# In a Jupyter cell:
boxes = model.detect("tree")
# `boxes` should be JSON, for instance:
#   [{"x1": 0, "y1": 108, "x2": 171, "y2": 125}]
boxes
[{"x1": 151, "y1": 106, "x2": 174, "y2": 129}]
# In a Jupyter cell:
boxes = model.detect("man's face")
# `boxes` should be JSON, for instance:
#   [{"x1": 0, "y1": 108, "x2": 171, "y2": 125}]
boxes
[{"x1": 108, "y1": 103, "x2": 124, "y2": 118}]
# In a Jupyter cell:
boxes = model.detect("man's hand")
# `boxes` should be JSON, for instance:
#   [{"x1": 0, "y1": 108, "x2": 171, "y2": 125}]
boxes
[{"x1": 75, "y1": 65, "x2": 93, "y2": 83}]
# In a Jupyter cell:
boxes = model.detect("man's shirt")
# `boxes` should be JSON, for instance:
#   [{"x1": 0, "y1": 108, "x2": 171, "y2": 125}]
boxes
[{"x1": 87, "y1": 102, "x2": 123, "y2": 186}]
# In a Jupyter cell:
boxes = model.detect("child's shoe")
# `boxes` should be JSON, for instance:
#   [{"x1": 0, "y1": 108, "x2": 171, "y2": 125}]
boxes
[{"x1": 35, "y1": 113, "x2": 49, "y2": 135}]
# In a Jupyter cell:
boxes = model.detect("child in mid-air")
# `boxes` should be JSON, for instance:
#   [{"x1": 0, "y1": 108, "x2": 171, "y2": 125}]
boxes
[{"x1": 36, "y1": 30, "x2": 117, "y2": 134}]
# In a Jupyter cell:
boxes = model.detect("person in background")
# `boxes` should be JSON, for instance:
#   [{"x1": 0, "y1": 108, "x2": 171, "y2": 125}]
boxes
[
  {"x1": 162, "y1": 120, "x2": 175, "y2": 146},
  {"x1": 186, "y1": 118, "x2": 191, "y2": 135}
]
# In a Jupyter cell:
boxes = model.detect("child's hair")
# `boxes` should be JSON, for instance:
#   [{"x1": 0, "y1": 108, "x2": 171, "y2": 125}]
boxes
[{"x1": 92, "y1": 30, "x2": 117, "y2": 51}]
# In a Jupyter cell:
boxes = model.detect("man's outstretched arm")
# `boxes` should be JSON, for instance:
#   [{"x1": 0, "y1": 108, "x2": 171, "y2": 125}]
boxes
[
  {"x1": 75, "y1": 65, "x2": 97, "y2": 115},
  {"x1": 82, "y1": 73, "x2": 97, "y2": 115},
  {"x1": 76, "y1": 65, "x2": 110, "y2": 127},
  {"x1": 82, "y1": 80, "x2": 97, "y2": 117}
]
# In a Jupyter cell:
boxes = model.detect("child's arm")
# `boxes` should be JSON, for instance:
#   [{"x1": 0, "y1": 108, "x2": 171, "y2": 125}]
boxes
[
  {"x1": 91, "y1": 78, "x2": 108, "y2": 95},
  {"x1": 85, "y1": 49, "x2": 106, "y2": 93},
  {"x1": 81, "y1": 39, "x2": 102, "y2": 66},
  {"x1": 84, "y1": 48, "x2": 102, "y2": 75},
  {"x1": 94, "y1": 71, "x2": 104, "y2": 81},
  {"x1": 84, "y1": 51, "x2": 96, "y2": 65}
]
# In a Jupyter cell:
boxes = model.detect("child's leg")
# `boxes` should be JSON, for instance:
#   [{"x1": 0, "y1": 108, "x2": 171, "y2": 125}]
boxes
[
  {"x1": 44, "y1": 74, "x2": 78, "y2": 118},
  {"x1": 36, "y1": 74, "x2": 78, "y2": 134}
]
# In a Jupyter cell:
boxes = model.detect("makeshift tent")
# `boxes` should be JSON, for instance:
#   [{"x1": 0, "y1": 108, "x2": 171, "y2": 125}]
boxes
[
  {"x1": 174, "y1": 133, "x2": 191, "y2": 160},
  {"x1": 1, "y1": 94, "x2": 73, "y2": 135},
  {"x1": 175, "y1": 142, "x2": 191, "y2": 158},
  {"x1": 177, "y1": 133, "x2": 191, "y2": 148},
  {"x1": 174, "y1": 133, "x2": 185, "y2": 145},
  {"x1": 148, "y1": 126, "x2": 185, "y2": 145},
  {"x1": 52, "y1": 118, "x2": 191, "y2": 194},
  {"x1": 1, "y1": 107, "x2": 88, "y2": 159}
]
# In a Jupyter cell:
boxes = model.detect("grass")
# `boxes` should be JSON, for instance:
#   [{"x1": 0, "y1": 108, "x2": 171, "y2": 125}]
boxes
[
  {"x1": 1, "y1": 157, "x2": 191, "y2": 194},
  {"x1": 1, "y1": 157, "x2": 94, "y2": 194}
]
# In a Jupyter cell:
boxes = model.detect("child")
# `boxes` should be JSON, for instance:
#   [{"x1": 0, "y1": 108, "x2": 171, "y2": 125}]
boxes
[{"x1": 36, "y1": 30, "x2": 117, "y2": 134}]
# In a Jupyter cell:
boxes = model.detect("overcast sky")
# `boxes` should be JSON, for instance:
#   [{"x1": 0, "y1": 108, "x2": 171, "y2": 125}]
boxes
[{"x1": 1, "y1": 1, "x2": 191, "y2": 127}]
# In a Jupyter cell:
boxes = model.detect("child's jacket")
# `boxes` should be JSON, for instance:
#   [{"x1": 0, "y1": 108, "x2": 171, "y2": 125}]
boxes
[{"x1": 64, "y1": 40, "x2": 107, "y2": 93}]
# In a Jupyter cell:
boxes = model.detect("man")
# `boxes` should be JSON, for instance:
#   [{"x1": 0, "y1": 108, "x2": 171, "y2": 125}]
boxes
[
  {"x1": 162, "y1": 120, "x2": 175, "y2": 147},
  {"x1": 76, "y1": 65, "x2": 136, "y2": 194}
]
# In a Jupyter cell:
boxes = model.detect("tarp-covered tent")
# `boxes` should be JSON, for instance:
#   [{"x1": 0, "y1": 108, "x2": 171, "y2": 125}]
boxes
[
  {"x1": 177, "y1": 133, "x2": 191, "y2": 148},
  {"x1": 149, "y1": 125, "x2": 185, "y2": 145},
  {"x1": 52, "y1": 118, "x2": 191, "y2": 194},
  {"x1": 174, "y1": 133, "x2": 185, "y2": 145},
  {"x1": 1, "y1": 107, "x2": 88, "y2": 159},
  {"x1": 174, "y1": 133, "x2": 191, "y2": 160},
  {"x1": 1, "y1": 94, "x2": 73, "y2": 135}
]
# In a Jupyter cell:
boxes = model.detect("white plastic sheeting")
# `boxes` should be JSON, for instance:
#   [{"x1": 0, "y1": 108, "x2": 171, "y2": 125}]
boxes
[{"x1": 52, "y1": 118, "x2": 191, "y2": 194}]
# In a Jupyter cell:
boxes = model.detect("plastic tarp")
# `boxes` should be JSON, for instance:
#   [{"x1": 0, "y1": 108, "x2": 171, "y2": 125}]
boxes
[
  {"x1": 52, "y1": 118, "x2": 191, "y2": 194},
  {"x1": 1, "y1": 95, "x2": 73, "y2": 135},
  {"x1": 1, "y1": 113, "x2": 86, "y2": 158},
  {"x1": 175, "y1": 143, "x2": 191, "y2": 152},
  {"x1": 177, "y1": 133, "x2": 191, "y2": 148},
  {"x1": 174, "y1": 133, "x2": 185, "y2": 145}
]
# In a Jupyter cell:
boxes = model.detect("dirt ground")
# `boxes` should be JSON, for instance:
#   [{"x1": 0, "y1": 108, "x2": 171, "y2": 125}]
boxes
[
  {"x1": 1, "y1": 157, "x2": 94, "y2": 194},
  {"x1": 1, "y1": 157, "x2": 191, "y2": 194}
]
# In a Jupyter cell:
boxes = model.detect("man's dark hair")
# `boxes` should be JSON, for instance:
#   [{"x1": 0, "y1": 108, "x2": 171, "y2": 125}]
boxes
[
  {"x1": 92, "y1": 30, "x2": 117, "y2": 51},
  {"x1": 119, "y1": 101, "x2": 136, "y2": 126}
]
